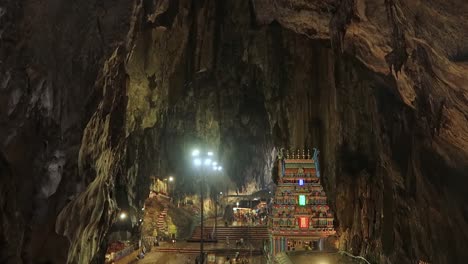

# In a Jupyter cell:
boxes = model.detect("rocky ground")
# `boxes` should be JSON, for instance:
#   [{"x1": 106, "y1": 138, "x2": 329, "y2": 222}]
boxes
[{"x1": 1, "y1": 0, "x2": 467, "y2": 263}]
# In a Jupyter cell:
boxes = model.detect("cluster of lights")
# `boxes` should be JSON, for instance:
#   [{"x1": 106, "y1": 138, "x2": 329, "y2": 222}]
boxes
[{"x1": 192, "y1": 149, "x2": 222, "y2": 171}]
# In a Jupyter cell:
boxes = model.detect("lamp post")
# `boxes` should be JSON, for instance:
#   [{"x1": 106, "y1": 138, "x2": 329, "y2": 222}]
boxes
[
  {"x1": 192, "y1": 149, "x2": 222, "y2": 264},
  {"x1": 236, "y1": 202, "x2": 240, "y2": 222},
  {"x1": 164, "y1": 176, "x2": 174, "y2": 196},
  {"x1": 168, "y1": 176, "x2": 174, "y2": 198},
  {"x1": 215, "y1": 191, "x2": 223, "y2": 239}
]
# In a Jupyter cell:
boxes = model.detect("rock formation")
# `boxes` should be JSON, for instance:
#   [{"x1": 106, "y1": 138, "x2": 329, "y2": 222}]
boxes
[{"x1": 1, "y1": 0, "x2": 467, "y2": 263}]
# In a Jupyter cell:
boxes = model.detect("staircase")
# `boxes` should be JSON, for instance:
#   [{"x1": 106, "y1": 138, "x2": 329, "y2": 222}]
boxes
[
  {"x1": 188, "y1": 226, "x2": 269, "y2": 242},
  {"x1": 155, "y1": 246, "x2": 262, "y2": 256},
  {"x1": 156, "y1": 207, "x2": 168, "y2": 234}
]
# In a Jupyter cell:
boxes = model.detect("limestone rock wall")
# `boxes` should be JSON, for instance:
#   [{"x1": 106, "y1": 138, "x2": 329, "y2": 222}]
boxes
[{"x1": 1, "y1": 0, "x2": 467, "y2": 263}]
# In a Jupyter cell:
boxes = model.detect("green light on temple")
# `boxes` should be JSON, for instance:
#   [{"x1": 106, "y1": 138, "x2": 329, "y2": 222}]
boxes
[{"x1": 299, "y1": 195, "x2": 306, "y2": 206}]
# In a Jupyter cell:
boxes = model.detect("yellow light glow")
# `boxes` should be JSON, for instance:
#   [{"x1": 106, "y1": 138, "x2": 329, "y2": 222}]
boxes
[{"x1": 119, "y1": 212, "x2": 127, "y2": 220}]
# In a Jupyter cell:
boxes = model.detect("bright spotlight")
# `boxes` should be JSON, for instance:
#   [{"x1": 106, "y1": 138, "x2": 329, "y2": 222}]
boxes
[
  {"x1": 204, "y1": 158, "x2": 212, "y2": 166},
  {"x1": 212, "y1": 162, "x2": 217, "y2": 166},
  {"x1": 141, "y1": 207, "x2": 145, "y2": 211},
  {"x1": 119, "y1": 212, "x2": 127, "y2": 220},
  {"x1": 169, "y1": 176, "x2": 174, "y2": 182},
  {"x1": 207, "y1": 151, "x2": 213, "y2": 156},
  {"x1": 194, "y1": 158, "x2": 202, "y2": 166},
  {"x1": 220, "y1": 192, "x2": 223, "y2": 195},
  {"x1": 218, "y1": 166, "x2": 222, "y2": 171},
  {"x1": 192, "y1": 149, "x2": 200, "y2": 156}
]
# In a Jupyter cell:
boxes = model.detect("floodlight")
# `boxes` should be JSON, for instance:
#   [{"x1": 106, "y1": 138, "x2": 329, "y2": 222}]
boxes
[{"x1": 192, "y1": 149, "x2": 200, "y2": 156}]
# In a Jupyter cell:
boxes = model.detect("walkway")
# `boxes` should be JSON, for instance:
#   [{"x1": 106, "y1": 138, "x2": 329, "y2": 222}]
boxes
[{"x1": 116, "y1": 241, "x2": 266, "y2": 264}]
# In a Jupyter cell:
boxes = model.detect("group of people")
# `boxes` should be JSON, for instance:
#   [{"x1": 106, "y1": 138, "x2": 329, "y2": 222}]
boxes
[
  {"x1": 234, "y1": 211, "x2": 266, "y2": 226},
  {"x1": 235, "y1": 238, "x2": 245, "y2": 248},
  {"x1": 225, "y1": 237, "x2": 246, "y2": 248}
]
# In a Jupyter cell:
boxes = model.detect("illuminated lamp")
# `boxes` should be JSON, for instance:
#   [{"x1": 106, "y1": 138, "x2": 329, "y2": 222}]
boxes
[
  {"x1": 298, "y1": 179, "x2": 304, "y2": 186},
  {"x1": 299, "y1": 217, "x2": 309, "y2": 228},
  {"x1": 299, "y1": 195, "x2": 306, "y2": 206},
  {"x1": 119, "y1": 212, "x2": 127, "y2": 220}
]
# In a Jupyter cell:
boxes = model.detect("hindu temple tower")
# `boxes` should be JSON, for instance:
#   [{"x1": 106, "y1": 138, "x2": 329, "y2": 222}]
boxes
[{"x1": 268, "y1": 148, "x2": 336, "y2": 256}]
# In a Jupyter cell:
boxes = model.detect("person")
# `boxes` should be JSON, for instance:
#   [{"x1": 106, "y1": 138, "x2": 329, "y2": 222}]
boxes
[
  {"x1": 155, "y1": 237, "x2": 160, "y2": 247},
  {"x1": 224, "y1": 256, "x2": 230, "y2": 264},
  {"x1": 137, "y1": 251, "x2": 145, "y2": 259},
  {"x1": 242, "y1": 256, "x2": 249, "y2": 264}
]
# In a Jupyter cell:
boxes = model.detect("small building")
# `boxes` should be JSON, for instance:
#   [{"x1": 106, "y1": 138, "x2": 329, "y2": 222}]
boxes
[
  {"x1": 149, "y1": 177, "x2": 168, "y2": 195},
  {"x1": 268, "y1": 148, "x2": 336, "y2": 256}
]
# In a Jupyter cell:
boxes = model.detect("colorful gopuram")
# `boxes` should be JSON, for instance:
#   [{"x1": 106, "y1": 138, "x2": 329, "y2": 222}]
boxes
[{"x1": 268, "y1": 148, "x2": 336, "y2": 255}]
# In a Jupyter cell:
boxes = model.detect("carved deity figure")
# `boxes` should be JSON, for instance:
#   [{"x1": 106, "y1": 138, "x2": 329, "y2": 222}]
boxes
[{"x1": 277, "y1": 148, "x2": 285, "y2": 160}]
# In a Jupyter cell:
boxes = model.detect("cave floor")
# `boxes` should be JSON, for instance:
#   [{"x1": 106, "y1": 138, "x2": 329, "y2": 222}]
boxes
[
  {"x1": 136, "y1": 252, "x2": 266, "y2": 264},
  {"x1": 115, "y1": 241, "x2": 266, "y2": 264},
  {"x1": 136, "y1": 252, "x2": 188, "y2": 264}
]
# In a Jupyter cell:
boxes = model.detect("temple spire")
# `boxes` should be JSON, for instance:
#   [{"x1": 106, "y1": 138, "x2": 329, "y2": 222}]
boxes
[{"x1": 269, "y1": 147, "x2": 336, "y2": 255}]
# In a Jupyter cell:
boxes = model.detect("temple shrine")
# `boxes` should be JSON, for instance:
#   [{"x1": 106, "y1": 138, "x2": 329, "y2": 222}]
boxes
[{"x1": 268, "y1": 148, "x2": 336, "y2": 256}]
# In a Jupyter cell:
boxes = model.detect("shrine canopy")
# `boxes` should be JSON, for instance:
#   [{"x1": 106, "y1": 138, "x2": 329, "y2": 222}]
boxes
[{"x1": 278, "y1": 148, "x2": 322, "y2": 179}]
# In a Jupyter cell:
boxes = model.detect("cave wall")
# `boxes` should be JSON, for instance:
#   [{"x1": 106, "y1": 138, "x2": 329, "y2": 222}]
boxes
[
  {"x1": 1, "y1": 0, "x2": 135, "y2": 263},
  {"x1": 1, "y1": 0, "x2": 467, "y2": 264}
]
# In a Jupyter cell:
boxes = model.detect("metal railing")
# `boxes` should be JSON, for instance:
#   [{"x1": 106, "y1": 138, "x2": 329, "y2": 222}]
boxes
[{"x1": 113, "y1": 244, "x2": 136, "y2": 261}]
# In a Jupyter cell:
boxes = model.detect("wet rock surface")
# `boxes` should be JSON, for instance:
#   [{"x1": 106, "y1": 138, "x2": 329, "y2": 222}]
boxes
[{"x1": 1, "y1": 0, "x2": 467, "y2": 263}]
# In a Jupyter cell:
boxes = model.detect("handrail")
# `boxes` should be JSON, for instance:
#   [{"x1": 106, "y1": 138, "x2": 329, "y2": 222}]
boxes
[{"x1": 113, "y1": 244, "x2": 136, "y2": 261}]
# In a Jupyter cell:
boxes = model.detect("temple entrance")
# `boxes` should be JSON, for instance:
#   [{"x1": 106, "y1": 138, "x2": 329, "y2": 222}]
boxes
[{"x1": 287, "y1": 239, "x2": 315, "y2": 251}]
